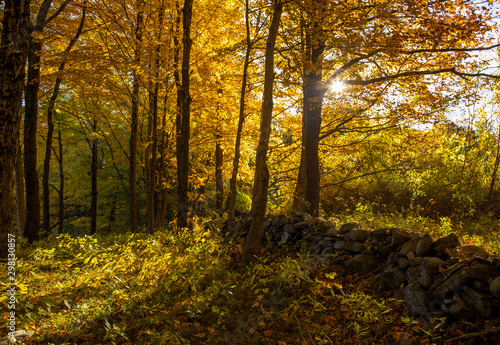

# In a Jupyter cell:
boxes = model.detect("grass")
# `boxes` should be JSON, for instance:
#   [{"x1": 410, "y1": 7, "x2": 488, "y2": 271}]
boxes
[{"x1": 1, "y1": 211, "x2": 497, "y2": 344}]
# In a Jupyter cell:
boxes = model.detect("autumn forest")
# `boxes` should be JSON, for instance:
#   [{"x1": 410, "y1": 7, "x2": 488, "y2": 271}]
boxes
[{"x1": 2, "y1": 0, "x2": 500, "y2": 343}]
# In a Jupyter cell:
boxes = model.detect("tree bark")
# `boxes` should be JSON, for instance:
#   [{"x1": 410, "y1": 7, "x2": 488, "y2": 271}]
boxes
[
  {"x1": 15, "y1": 134, "x2": 26, "y2": 236},
  {"x1": 215, "y1": 138, "x2": 224, "y2": 213},
  {"x1": 146, "y1": 1, "x2": 163, "y2": 233},
  {"x1": 242, "y1": 0, "x2": 283, "y2": 265},
  {"x1": 488, "y1": 124, "x2": 500, "y2": 205},
  {"x1": 0, "y1": 0, "x2": 30, "y2": 259},
  {"x1": 295, "y1": 14, "x2": 326, "y2": 217},
  {"x1": 90, "y1": 119, "x2": 98, "y2": 235},
  {"x1": 129, "y1": 0, "x2": 144, "y2": 233},
  {"x1": 176, "y1": 0, "x2": 194, "y2": 229},
  {"x1": 57, "y1": 126, "x2": 64, "y2": 234},
  {"x1": 43, "y1": 5, "x2": 86, "y2": 237}
]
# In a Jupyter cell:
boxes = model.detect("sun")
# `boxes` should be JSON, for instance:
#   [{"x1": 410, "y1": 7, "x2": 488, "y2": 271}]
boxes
[{"x1": 330, "y1": 80, "x2": 345, "y2": 94}]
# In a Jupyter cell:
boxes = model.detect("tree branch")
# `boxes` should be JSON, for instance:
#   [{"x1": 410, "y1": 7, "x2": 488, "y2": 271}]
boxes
[
  {"x1": 343, "y1": 67, "x2": 499, "y2": 87},
  {"x1": 42, "y1": 0, "x2": 73, "y2": 27}
]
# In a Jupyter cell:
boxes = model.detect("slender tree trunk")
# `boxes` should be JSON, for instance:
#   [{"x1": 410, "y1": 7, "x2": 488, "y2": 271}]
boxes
[
  {"x1": 147, "y1": 81, "x2": 159, "y2": 233},
  {"x1": 226, "y1": 0, "x2": 252, "y2": 234},
  {"x1": 24, "y1": 0, "x2": 60, "y2": 242},
  {"x1": 57, "y1": 126, "x2": 64, "y2": 234},
  {"x1": 42, "y1": 5, "x2": 85, "y2": 237},
  {"x1": 215, "y1": 138, "x2": 224, "y2": 213},
  {"x1": 176, "y1": 0, "x2": 194, "y2": 229},
  {"x1": 293, "y1": 149, "x2": 305, "y2": 211},
  {"x1": 24, "y1": 40, "x2": 43, "y2": 242},
  {"x1": 156, "y1": 89, "x2": 170, "y2": 228},
  {"x1": 90, "y1": 119, "x2": 98, "y2": 235},
  {"x1": 129, "y1": 0, "x2": 144, "y2": 233},
  {"x1": 242, "y1": 0, "x2": 283, "y2": 265},
  {"x1": 488, "y1": 124, "x2": 500, "y2": 205},
  {"x1": 15, "y1": 133, "x2": 26, "y2": 236},
  {"x1": 146, "y1": 2, "x2": 163, "y2": 233},
  {"x1": 0, "y1": 0, "x2": 30, "y2": 259}
]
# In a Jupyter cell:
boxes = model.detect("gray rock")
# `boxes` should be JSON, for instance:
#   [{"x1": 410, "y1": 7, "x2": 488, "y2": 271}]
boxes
[
  {"x1": 345, "y1": 254, "x2": 382, "y2": 275},
  {"x1": 404, "y1": 283, "x2": 430, "y2": 320},
  {"x1": 343, "y1": 241, "x2": 366, "y2": 253},
  {"x1": 416, "y1": 234, "x2": 433, "y2": 257},
  {"x1": 445, "y1": 294, "x2": 477, "y2": 321},
  {"x1": 274, "y1": 231, "x2": 284, "y2": 241},
  {"x1": 406, "y1": 266, "x2": 420, "y2": 284},
  {"x1": 339, "y1": 222, "x2": 361, "y2": 234},
  {"x1": 489, "y1": 276, "x2": 500, "y2": 300},
  {"x1": 448, "y1": 245, "x2": 489, "y2": 259},
  {"x1": 281, "y1": 231, "x2": 292, "y2": 244},
  {"x1": 371, "y1": 271, "x2": 405, "y2": 293},
  {"x1": 407, "y1": 257, "x2": 423, "y2": 267},
  {"x1": 378, "y1": 244, "x2": 393, "y2": 257},
  {"x1": 428, "y1": 262, "x2": 469, "y2": 300},
  {"x1": 325, "y1": 228, "x2": 339, "y2": 237},
  {"x1": 399, "y1": 237, "x2": 421, "y2": 257},
  {"x1": 461, "y1": 286, "x2": 493, "y2": 319},
  {"x1": 467, "y1": 260, "x2": 500, "y2": 282},
  {"x1": 391, "y1": 228, "x2": 417, "y2": 248},
  {"x1": 284, "y1": 223, "x2": 299, "y2": 234},
  {"x1": 398, "y1": 258, "x2": 409, "y2": 269},
  {"x1": 372, "y1": 228, "x2": 391, "y2": 240},
  {"x1": 472, "y1": 280, "x2": 489, "y2": 292},
  {"x1": 334, "y1": 239, "x2": 365, "y2": 253},
  {"x1": 322, "y1": 247, "x2": 335, "y2": 255},
  {"x1": 312, "y1": 218, "x2": 338, "y2": 233},
  {"x1": 334, "y1": 240, "x2": 348, "y2": 251},
  {"x1": 419, "y1": 257, "x2": 447, "y2": 288},
  {"x1": 431, "y1": 233, "x2": 460, "y2": 256},
  {"x1": 349, "y1": 229, "x2": 370, "y2": 242},
  {"x1": 294, "y1": 221, "x2": 312, "y2": 229}
]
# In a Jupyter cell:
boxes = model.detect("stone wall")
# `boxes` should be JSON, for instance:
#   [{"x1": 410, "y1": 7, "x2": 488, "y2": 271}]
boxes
[{"x1": 231, "y1": 212, "x2": 500, "y2": 341}]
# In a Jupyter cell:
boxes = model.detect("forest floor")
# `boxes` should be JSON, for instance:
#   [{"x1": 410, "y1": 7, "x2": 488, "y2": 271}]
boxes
[{"x1": 1, "y1": 214, "x2": 499, "y2": 345}]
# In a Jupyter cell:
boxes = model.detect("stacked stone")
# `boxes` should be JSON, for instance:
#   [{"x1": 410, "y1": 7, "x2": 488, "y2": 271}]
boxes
[{"x1": 232, "y1": 213, "x2": 500, "y2": 331}]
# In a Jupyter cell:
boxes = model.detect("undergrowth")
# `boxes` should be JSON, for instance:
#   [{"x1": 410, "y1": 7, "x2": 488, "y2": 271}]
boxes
[
  {"x1": 330, "y1": 200, "x2": 500, "y2": 254},
  {"x1": 0, "y1": 214, "x2": 485, "y2": 344}
]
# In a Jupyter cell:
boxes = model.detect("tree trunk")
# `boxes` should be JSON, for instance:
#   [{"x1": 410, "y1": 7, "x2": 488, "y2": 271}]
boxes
[
  {"x1": 215, "y1": 138, "x2": 224, "y2": 213},
  {"x1": 242, "y1": 0, "x2": 283, "y2": 265},
  {"x1": 146, "y1": 2, "x2": 163, "y2": 233},
  {"x1": 15, "y1": 134, "x2": 26, "y2": 236},
  {"x1": 57, "y1": 126, "x2": 64, "y2": 234},
  {"x1": 24, "y1": 40, "x2": 43, "y2": 242},
  {"x1": 296, "y1": 18, "x2": 326, "y2": 217},
  {"x1": 176, "y1": 0, "x2": 194, "y2": 229},
  {"x1": 488, "y1": 124, "x2": 500, "y2": 205},
  {"x1": 226, "y1": 0, "x2": 252, "y2": 235},
  {"x1": 156, "y1": 89, "x2": 170, "y2": 228},
  {"x1": 147, "y1": 81, "x2": 159, "y2": 233},
  {"x1": 129, "y1": 0, "x2": 144, "y2": 233},
  {"x1": 25, "y1": 0, "x2": 60, "y2": 242},
  {"x1": 0, "y1": 0, "x2": 30, "y2": 259},
  {"x1": 42, "y1": 5, "x2": 85, "y2": 237},
  {"x1": 90, "y1": 119, "x2": 98, "y2": 235}
]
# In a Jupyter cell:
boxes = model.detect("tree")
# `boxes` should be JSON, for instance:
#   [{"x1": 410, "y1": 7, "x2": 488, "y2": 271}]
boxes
[
  {"x1": 24, "y1": 0, "x2": 72, "y2": 241},
  {"x1": 0, "y1": 0, "x2": 31, "y2": 258},
  {"x1": 242, "y1": 0, "x2": 284, "y2": 265},
  {"x1": 129, "y1": 0, "x2": 144, "y2": 232},
  {"x1": 287, "y1": 0, "x2": 500, "y2": 217},
  {"x1": 42, "y1": 2, "x2": 86, "y2": 237},
  {"x1": 226, "y1": 0, "x2": 262, "y2": 234},
  {"x1": 176, "y1": 0, "x2": 194, "y2": 229}
]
